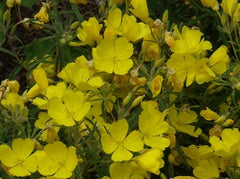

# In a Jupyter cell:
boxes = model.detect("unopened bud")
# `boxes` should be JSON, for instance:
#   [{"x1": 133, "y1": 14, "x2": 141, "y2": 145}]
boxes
[
  {"x1": 235, "y1": 82, "x2": 240, "y2": 90},
  {"x1": 70, "y1": 21, "x2": 80, "y2": 30},
  {"x1": 3, "y1": 10, "x2": 11, "y2": 24},
  {"x1": 154, "y1": 58, "x2": 164, "y2": 68},
  {"x1": 34, "y1": 139, "x2": 43, "y2": 150},
  {"x1": 122, "y1": 93, "x2": 132, "y2": 106},
  {"x1": 209, "y1": 124, "x2": 222, "y2": 137},
  {"x1": 6, "y1": 0, "x2": 15, "y2": 8},
  {"x1": 60, "y1": 38, "x2": 66, "y2": 45},
  {"x1": 162, "y1": 9, "x2": 168, "y2": 24},
  {"x1": 222, "y1": 119, "x2": 234, "y2": 127},
  {"x1": 215, "y1": 115, "x2": 227, "y2": 124},
  {"x1": 23, "y1": 18, "x2": 30, "y2": 30},
  {"x1": 233, "y1": 65, "x2": 240, "y2": 75},
  {"x1": 131, "y1": 95, "x2": 145, "y2": 108},
  {"x1": 165, "y1": 32, "x2": 175, "y2": 48},
  {"x1": 16, "y1": 0, "x2": 21, "y2": 5}
]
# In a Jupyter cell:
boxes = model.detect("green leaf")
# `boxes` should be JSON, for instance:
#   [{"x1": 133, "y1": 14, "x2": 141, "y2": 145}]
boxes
[
  {"x1": 71, "y1": 3, "x2": 84, "y2": 22},
  {"x1": 21, "y1": 0, "x2": 36, "y2": 7},
  {"x1": 24, "y1": 36, "x2": 56, "y2": 60}
]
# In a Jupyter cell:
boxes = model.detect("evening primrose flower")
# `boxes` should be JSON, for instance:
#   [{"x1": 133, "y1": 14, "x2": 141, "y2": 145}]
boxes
[
  {"x1": 104, "y1": 8, "x2": 149, "y2": 42},
  {"x1": 37, "y1": 141, "x2": 78, "y2": 178},
  {"x1": 208, "y1": 45, "x2": 230, "y2": 75},
  {"x1": 48, "y1": 89, "x2": 91, "y2": 126},
  {"x1": 193, "y1": 159, "x2": 219, "y2": 179},
  {"x1": 200, "y1": 107, "x2": 219, "y2": 121},
  {"x1": 58, "y1": 55, "x2": 104, "y2": 90},
  {"x1": 134, "y1": 149, "x2": 164, "y2": 175},
  {"x1": 221, "y1": 0, "x2": 239, "y2": 17},
  {"x1": 167, "y1": 54, "x2": 196, "y2": 87},
  {"x1": 149, "y1": 75, "x2": 163, "y2": 97},
  {"x1": 181, "y1": 145, "x2": 214, "y2": 168},
  {"x1": 75, "y1": 17, "x2": 102, "y2": 46},
  {"x1": 138, "y1": 101, "x2": 170, "y2": 150},
  {"x1": 27, "y1": 67, "x2": 49, "y2": 99},
  {"x1": 35, "y1": 112, "x2": 59, "y2": 143},
  {"x1": 101, "y1": 119, "x2": 143, "y2": 162},
  {"x1": 0, "y1": 138, "x2": 37, "y2": 177},
  {"x1": 34, "y1": 3, "x2": 49, "y2": 23},
  {"x1": 168, "y1": 106, "x2": 202, "y2": 137},
  {"x1": 93, "y1": 37, "x2": 133, "y2": 75},
  {"x1": 102, "y1": 162, "x2": 145, "y2": 179},
  {"x1": 171, "y1": 26, "x2": 212, "y2": 55},
  {"x1": 32, "y1": 82, "x2": 66, "y2": 109},
  {"x1": 1, "y1": 92, "x2": 25, "y2": 114},
  {"x1": 200, "y1": 0, "x2": 219, "y2": 11},
  {"x1": 130, "y1": 0, "x2": 152, "y2": 24},
  {"x1": 209, "y1": 128, "x2": 240, "y2": 157}
]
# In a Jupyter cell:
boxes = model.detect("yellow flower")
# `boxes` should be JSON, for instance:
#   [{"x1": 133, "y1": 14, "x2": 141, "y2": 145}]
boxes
[
  {"x1": 200, "y1": 0, "x2": 219, "y2": 10},
  {"x1": 104, "y1": 162, "x2": 132, "y2": 179},
  {"x1": 138, "y1": 101, "x2": 170, "y2": 150},
  {"x1": 221, "y1": 0, "x2": 240, "y2": 25},
  {"x1": 35, "y1": 112, "x2": 59, "y2": 143},
  {"x1": 181, "y1": 145, "x2": 214, "y2": 168},
  {"x1": 101, "y1": 119, "x2": 143, "y2": 162},
  {"x1": 105, "y1": 8, "x2": 149, "y2": 42},
  {"x1": 221, "y1": 0, "x2": 239, "y2": 17},
  {"x1": 34, "y1": 3, "x2": 49, "y2": 23},
  {"x1": 134, "y1": 149, "x2": 164, "y2": 175},
  {"x1": 167, "y1": 54, "x2": 196, "y2": 87},
  {"x1": 168, "y1": 106, "x2": 202, "y2": 137},
  {"x1": 130, "y1": 0, "x2": 151, "y2": 23},
  {"x1": 58, "y1": 55, "x2": 104, "y2": 90},
  {"x1": 48, "y1": 89, "x2": 91, "y2": 126},
  {"x1": 209, "y1": 128, "x2": 240, "y2": 157},
  {"x1": 0, "y1": 138, "x2": 37, "y2": 177},
  {"x1": 118, "y1": 14, "x2": 149, "y2": 42},
  {"x1": 37, "y1": 141, "x2": 78, "y2": 178},
  {"x1": 27, "y1": 67, "x2": 49, "y2": 99},
  {"x1": 200, "y1": 107, "x2": 219, "y2": 121},
  {"x1": 187, "y1": 58, "x2": 216, "y2": 85},
  {"x1": 150, "y1": 75, "x2": 163, "y2": 97},
  {"x1": 32, "y1": 82, "x2": 66, "y2": 109},
  {"x1": 69, "y1": 0, "x2": 87, "y2": 5},
  {"x1": 93, "y1": 37, "x2": 133, "y2": 75},
  {"x1": 76, "y1": 17, "x2": 102, "y2": 46},
  {"x1": 1, "y1": 92, "x2": 26, "y2": 114},
  {"x1": 193, "y1": 159, "x2": 219, "y2": 179},
  {"x1": 104, "y1": 162, "x2": 146, "y2": 179},
  {"x1": 208, "y1": 45, "x2": 230, "y2": 75},
  {"x1": 171, "y1": 26, "x2": 212, "y2": 55}
]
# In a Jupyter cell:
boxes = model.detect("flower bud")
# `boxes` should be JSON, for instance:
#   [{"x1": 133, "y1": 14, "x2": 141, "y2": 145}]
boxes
[
  {"x1": 70, "y1": 21, "x2": 80, "y2": 30},
  {"x1": 16, "y1": 0, "x2": 21, "y2": 5},
  {"x1": 3, "y1": 10, "x2": 11, "y2": 24},
  {"x1": 6, "y1": 0, "x2": 15, "y2": 8},
  {"x1": 122, "y1": 93, "x2": 132, "y2": 106},
  {"x1": 131, "y1": 95, "x2": 145, "y2": 108},
  {"x1": 162, "y1": 9, "x2": 168, "y2": 24}
]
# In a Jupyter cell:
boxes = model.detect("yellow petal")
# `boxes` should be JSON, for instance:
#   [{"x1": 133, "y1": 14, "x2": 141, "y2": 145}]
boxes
[
  {"x1": 12, "y1": 138, "x2": 34, "y2": 161},
  {"x1": 8, "y1": 165, "x2": 31, "y2": 177},
  {"x1": 111, "y1": 145, "x2": 133, "y2": 162},
  {"x1": 123, "y1": 130, "x2": 143, "y2": 152},
  {"x1": 109, "y1": 162, "x2": 131, "y2": 179},
  {"x1": 0, "y1": 144, "x2": 18, "y2": 167},
  {"x1": 101, "y1": 133, "x2": 118, "y2": 154},
  {"x1": 109, "y1": 119, "x2": 128, "y2": 142},
  {"x1": 114, "y1": 58, "x2": 133, "y2": 75}
]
